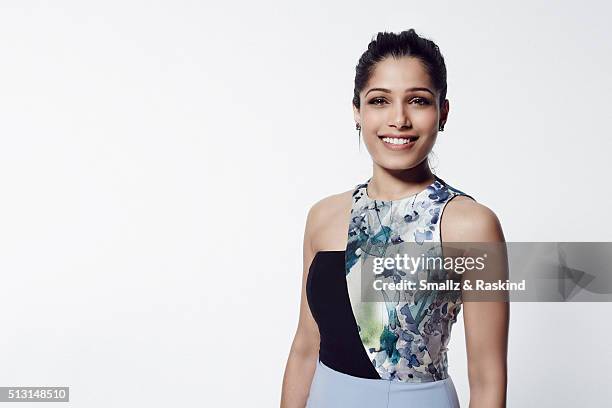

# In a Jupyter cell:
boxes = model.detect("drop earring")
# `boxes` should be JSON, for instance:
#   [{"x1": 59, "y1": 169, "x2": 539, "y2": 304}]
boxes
[
  {"x1": 438, "y1": 123, "x2": 444, "y2": 132},
  {"x1": 356, "y1": 123, "x2": 361, "y2": 150}
]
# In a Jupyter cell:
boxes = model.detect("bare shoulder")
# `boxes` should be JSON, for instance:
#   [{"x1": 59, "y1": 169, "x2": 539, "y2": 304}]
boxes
[
  {"x1": 441, "y1": 196, "x2": 505, "y2": 242},
  {"x1": 306, "y1": 188, "x2": 354, "y2": 252}
]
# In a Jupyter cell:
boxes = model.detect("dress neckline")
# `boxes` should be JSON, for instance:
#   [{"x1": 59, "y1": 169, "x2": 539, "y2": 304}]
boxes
[{"x1": 362, "y1": 174, "x2": 442, "y2": 204}]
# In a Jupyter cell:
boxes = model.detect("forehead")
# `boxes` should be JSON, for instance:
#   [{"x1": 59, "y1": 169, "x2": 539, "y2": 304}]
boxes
[{"x1": 365, "y1": 56, "x2": 433, "y2": 91}]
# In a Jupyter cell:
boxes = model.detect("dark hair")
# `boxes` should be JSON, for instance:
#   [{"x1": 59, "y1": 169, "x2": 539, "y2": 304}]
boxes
[{"x1": 352, "y1": 29, "x2": 447, "y2": 110}]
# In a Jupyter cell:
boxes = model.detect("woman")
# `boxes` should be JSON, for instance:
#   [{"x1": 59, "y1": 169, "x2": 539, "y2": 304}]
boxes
[{"x1": 281, "y1": 29, "x2": 508, "y2": 408}]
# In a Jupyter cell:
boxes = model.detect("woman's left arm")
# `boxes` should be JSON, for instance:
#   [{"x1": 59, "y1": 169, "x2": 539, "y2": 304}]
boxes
[{"x1": 441, "y1": 198, "x2": 509, "y2": 408}]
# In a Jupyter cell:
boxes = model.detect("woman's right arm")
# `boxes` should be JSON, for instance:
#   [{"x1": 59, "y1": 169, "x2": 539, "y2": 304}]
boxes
[{"x1": 280, "y1": 204, "x2": 321, "y2": 408}]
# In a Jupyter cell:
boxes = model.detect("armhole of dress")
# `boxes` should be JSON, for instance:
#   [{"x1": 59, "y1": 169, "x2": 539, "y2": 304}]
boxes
[
  {"x1": 439, "y1": 192, "x2": 477, "y2": 244},
  {"x1": 439, "y1": 192, "x2": 476, "y2": 305}
]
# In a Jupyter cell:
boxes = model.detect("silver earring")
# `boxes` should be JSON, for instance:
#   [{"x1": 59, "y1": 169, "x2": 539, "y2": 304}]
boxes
[
  {"x1": 438, "y1": 124, "x2": 444, "y2": 131},
  {"x1": 356, "y1": 123, "x2": 361, "y2": 130}
]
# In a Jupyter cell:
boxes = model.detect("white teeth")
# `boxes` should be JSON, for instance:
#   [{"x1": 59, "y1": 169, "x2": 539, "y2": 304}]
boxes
[{"x1": 382, "y1": 137, "x2": 414, "y2": 145}]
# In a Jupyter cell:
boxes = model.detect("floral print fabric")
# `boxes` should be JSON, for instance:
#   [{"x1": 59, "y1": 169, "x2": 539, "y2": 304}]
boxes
[{"x1": 345, "y1": 175, "x2": 474, "y2": 383}]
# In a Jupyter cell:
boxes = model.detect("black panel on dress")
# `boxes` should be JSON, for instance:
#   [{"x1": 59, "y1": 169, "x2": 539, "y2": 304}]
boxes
[{"x1": 305, "y1": 250, "x2": 381, "y2": 379}]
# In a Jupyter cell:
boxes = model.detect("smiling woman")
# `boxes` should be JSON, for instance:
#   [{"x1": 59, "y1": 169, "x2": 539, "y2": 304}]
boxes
[
  {"x1": 354, "y1": 54, "x2": 445, "y2": 172},
  {"x1": 280, "y1": 29, "x2": 508, "y2": 408}
]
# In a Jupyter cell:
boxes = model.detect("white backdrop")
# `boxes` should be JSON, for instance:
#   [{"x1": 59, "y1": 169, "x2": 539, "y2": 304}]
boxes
[{"x1": 0, "y1": 1, "x2": 611, "y2": 407}]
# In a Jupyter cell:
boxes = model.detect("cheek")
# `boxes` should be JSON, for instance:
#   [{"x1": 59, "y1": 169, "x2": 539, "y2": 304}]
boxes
[
  {"x1": 408, "y1": 108, "x2": 438, "y2": 127},
  {"x1": 361, "y1": 108, "x2": 386, "y2": 128}
]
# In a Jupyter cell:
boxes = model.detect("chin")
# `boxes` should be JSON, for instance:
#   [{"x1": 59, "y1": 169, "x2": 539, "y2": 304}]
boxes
[{"x1": 373, "y1": 156, "x2": 423, "y2": 171}]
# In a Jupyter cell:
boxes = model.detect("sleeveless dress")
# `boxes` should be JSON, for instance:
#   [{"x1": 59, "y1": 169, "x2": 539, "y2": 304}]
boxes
[{"x1": 306, "y1": 175, "x2": 475, "y2": 407}]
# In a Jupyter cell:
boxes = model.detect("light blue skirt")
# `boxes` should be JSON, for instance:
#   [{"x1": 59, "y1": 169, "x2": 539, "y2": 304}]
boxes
[{"x1": 306, "y1": 359, "x2": 460, "y2": 408}]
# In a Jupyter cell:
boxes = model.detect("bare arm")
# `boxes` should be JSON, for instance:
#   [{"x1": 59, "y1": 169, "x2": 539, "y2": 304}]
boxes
[
  {"x1": 443, "y1": 199, "x2": 509, "y2": 407},
  {"x1": 280, "y1": 205, "x2": 321, "y2": 408}
]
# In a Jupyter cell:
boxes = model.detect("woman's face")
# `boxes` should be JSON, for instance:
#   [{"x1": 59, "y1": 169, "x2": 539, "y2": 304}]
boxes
[{"x1": 353, "y1": 56, "x2": 449, "y2": 171}]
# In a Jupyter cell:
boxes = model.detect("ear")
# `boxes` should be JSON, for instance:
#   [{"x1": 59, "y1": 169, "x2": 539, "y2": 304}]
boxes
[
  {"x1": 440, "y1": 99, "x2": 450, "y2": 125},
  {"x1": 353, "y1": 105, "x2": 361, "y2": 126}
]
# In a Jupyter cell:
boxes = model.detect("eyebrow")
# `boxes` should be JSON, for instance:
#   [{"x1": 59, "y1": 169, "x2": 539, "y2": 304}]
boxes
[{"x1": 365, "y1": 87, "x2": 434, "y2": 97}]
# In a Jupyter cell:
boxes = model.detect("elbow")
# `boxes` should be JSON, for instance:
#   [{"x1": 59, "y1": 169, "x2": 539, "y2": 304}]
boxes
[
  {"x1": 469, "y1": 371, "x2": 506, "y2": 392},
  {"x1": 289, "y1": 333, "x2": 319, "y2": 360},
  {"x1": 468, "y1": 363, "x2": 507, "y2": 407}
]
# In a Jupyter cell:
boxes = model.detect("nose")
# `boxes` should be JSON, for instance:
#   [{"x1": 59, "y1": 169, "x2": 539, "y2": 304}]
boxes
[{"x1": 390, "y1": 103, "x2": 411, "y2": 129}]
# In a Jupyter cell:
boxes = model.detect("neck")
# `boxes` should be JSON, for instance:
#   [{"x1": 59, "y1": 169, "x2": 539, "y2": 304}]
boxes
[{"x1": 368, "y1": 160, "x2": 435, "y2": 201}]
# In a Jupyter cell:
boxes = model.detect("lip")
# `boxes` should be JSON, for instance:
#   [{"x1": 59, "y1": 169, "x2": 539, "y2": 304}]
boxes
[
  {"x1": 379, "y1": 134, "x2": 418, "y2": 139},
  {"x1": 378, "y1": 135, "x2": 419, "y2": 151}
]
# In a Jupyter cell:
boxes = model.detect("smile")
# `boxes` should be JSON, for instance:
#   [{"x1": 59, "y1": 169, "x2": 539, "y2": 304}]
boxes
[
  {"x1": 381, "y1": 137, "x2": 417, "y2": 144},
  {"x1": 379, "y1": 136, "x2": 419, "y2": 150}
]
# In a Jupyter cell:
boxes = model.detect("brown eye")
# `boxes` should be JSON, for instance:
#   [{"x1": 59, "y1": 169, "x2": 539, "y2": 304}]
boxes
[
  {"x1": 411, "y1": 97, "x2": 431, "y2": 106},
  {"x1": 369, "y1": 97, "x2": 387, "y2": 106}
]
